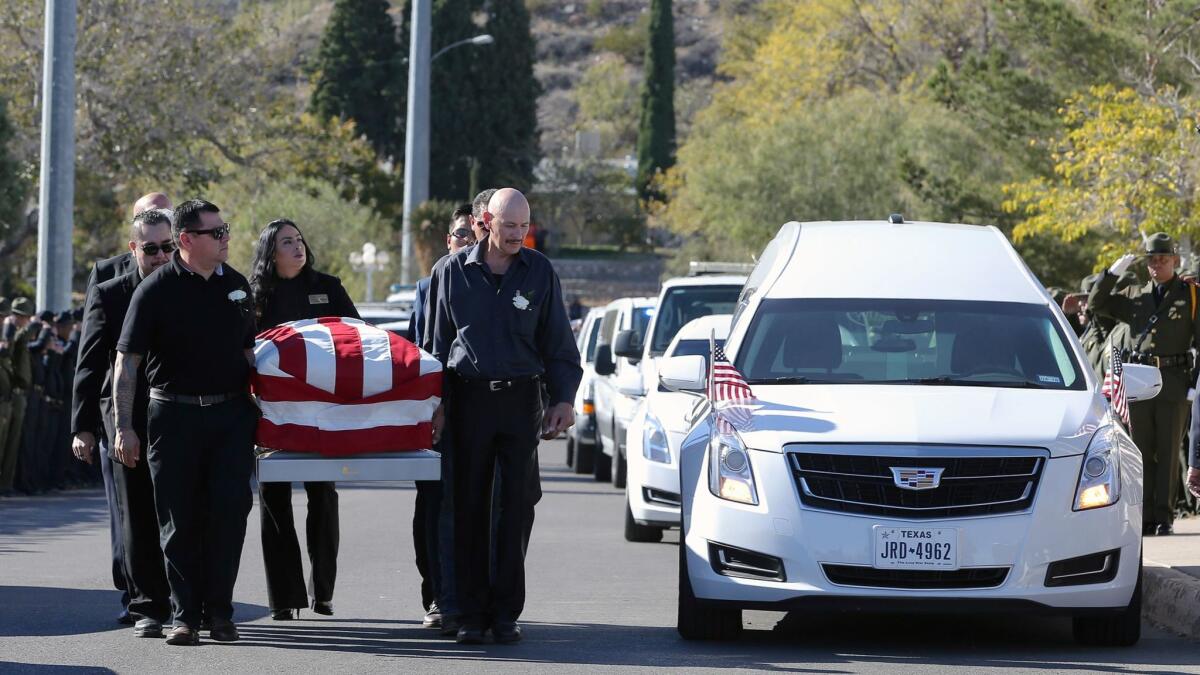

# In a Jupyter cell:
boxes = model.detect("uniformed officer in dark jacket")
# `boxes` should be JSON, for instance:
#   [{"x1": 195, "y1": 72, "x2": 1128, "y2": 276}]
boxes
[
  {"x1": 115, "y1": 199, "x2": 259, "y2": 645},
  {"x1": 0, "y1": 297, "x2": 13, "y2": 498},
  {"x1": 71, "y1": 209, "x2": 175, "y2": 637},
  {"x1": 424, "y1": 188, "x2": 582, "y2": 644},
  {"x1": 81, "y1": 191, "x2": 171, "y2": 624},
  {"x1": 250, "y1": 218, "x2": 359, "y2": 621},
  {"x1": 0, "y1": 297, "x2": 33, "y2": 495},
  {"x1": 1090, "y1": 233, "x2": 1200, "y2": 536}
]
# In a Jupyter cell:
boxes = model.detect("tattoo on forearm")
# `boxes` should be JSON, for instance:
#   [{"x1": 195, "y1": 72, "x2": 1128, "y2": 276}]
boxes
[{"x1": 114, "y1": 352, "x2": 142, "y2": 430}]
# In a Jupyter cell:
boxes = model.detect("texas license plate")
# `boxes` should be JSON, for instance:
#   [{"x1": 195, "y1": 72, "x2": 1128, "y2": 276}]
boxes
[{"x1": 873, "y1": 526, "x2": 958, "y2": 570}]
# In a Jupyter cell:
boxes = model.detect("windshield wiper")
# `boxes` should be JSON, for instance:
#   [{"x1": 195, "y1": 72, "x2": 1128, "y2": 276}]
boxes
[
  {"x1": 747, "y1": 376, "x2": 834, "y2": 385},
  {"x1": 891, "y1": 376, "x2": 1047, "y2": 389}
]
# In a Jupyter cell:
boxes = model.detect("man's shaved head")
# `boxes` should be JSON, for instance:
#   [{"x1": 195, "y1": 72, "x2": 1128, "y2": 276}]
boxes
[
  {"x1": 133, "y1": 192, "x2": 171, "y2": 215},
  {"x1": 484, "y1": 188, "x2": 531, "y2": 257},
  {"x1": 487, "y1": 188, "x2": 530, "y2": 225}
]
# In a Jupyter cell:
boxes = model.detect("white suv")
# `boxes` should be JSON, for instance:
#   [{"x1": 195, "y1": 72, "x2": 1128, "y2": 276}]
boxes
[
  {"x1": 603, "y1": 276, "x2": 747, "y2": 488},
  {"x1": 624, "y1": 315, "x2": 731, "y2": 542},
  {"x1": 567, "y1": 307, "x2": 606, "y2": 474},
  {"x1": 661, "y1": 218, "x2": 1161, "y2": 646},
  {"x1": 592, "y1": 297, "x2": 657, "y2": 483}
]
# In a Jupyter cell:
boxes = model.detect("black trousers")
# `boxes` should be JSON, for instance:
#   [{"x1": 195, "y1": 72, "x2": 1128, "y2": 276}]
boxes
[
  {"x1": 110, "y1": 431, "x2": 171, "y2": 623},
  {"x1": 99, "y1": 439, "x2": 130, "y2": 611},
  {"x1": 259, "y1": 481, "x2": 339, "y2": 610},
  {"x1": 146, "y1": 397, "x2": 257, "y2": 627},
  {"x1": 449, "y1": 377, "x2": 542, "y2": 626},
  {"x1": 413, "y1": 480, "x2": 441, "y2": 610}
]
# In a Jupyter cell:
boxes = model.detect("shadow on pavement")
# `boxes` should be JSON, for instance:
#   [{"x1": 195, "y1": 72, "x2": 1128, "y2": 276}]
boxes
[
  {"x1": 227, "y1": 614, "x2": 1200, "y2": 671},
  {"x1": 0, "y1": 492, "x2": 109, "y2": 540},
  {"x1": 0, "y1": 664, "x2": 116, "y2": 674},
  {"x1": 0, "y1": 586, "x2": 267, "y2": 637}
]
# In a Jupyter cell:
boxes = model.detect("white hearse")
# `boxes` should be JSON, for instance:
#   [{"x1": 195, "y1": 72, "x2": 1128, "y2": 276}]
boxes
[
  {"x1": 623, "y1": 314, "x2": 731, "y2": 542},
  {"x1": 661, "y1": 218, "x2": 1160, "y2": 646}
]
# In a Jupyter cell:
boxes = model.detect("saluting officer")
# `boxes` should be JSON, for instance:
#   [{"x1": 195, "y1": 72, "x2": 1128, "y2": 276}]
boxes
[
  {"x1": 1090, "y1": 233, "x2": 1200, "y2": 536},
  {"x1": 425, "y1": 188, "x2": 582, "y2": 645},
  {"x1": 115, "y1": 199, "x2": 259, "y2": 645}
]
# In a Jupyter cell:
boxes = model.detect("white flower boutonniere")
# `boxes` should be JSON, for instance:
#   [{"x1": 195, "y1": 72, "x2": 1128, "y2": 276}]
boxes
[
  {"x1": 513, "y1": 291, "x2": 532, "y2": 311},
  {"x1": 229, "y1": 289, "x2": 248, "y2": 302}
]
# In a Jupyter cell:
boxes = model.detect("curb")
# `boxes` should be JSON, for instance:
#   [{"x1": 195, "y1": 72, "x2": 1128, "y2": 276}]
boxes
[{"x1": 1143, "y1": 560, "x2": 1200, "y2": 640}]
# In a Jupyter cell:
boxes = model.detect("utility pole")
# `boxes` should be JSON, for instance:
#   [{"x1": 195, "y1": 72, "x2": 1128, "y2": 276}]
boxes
[
  {"x1": 400, "y1": 0, "x2": 430, "y2": 285},
  {"x1": 36, "y1": 0, "x2": 76, "y2": 312}
]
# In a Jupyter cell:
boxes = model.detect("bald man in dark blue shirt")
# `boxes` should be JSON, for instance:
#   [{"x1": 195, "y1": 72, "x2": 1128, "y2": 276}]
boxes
[{"x1": 424, "y1": 188, "x2": 581, "y2": 644}]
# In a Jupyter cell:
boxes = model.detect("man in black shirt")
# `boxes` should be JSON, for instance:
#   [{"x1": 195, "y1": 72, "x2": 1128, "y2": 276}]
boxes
[
  {"x1": 72, "y1": 209, "x2": 175, "y2": 638},
  {"x1": 425, "y1": 188, "x2": 581, "y2": 644},
  {"x1": 115, "y1": 199, "x2": 258, "y2": 646}
]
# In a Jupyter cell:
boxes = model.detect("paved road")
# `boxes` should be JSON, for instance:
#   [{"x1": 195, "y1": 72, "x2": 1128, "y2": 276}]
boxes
[{"x1": 1, "y1": 439, "x2": 1197, "y2": 674}]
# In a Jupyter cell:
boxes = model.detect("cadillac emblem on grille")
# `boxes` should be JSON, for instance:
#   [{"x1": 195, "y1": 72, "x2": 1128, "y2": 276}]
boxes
[{"x1": 890, "y1": 467, "x2": 945, "y2": 490}]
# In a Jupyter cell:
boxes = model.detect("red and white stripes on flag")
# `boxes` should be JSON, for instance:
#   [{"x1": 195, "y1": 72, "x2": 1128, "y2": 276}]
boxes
[
  {"x1": 1102, "y1": 345, "x2": 1130, "y2": 429},
  {"x1": 709, "y1": 332, "x2": 755, "y2": 430},
  {"x1": 252, "y1": 317, "x2": 442, "y2": 456}
]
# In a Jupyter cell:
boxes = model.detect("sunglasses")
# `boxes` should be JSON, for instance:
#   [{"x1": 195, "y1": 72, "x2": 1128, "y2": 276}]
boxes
[
  {"x1": 184, "y1": 224, "x2": 231, "y2": 240},
  {"x1": 140, "y1": 241, "x2": 175, "y2": 256},
  {"x1": 450, "y1": 229, "x2": 475, "y2": 242}
]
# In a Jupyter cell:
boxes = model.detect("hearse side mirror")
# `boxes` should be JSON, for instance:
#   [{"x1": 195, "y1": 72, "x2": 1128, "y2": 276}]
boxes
[
  {"x1": 613, "y1": 329, "x2": 642, "y2": 362},
  {"x1": 659, "y1": 355, "x2": 707, "y2": 393},
  {"x1": 594, "y1": 344, "x2": 616, "y2": 377},
  {"x1": 1121, "y1": 363, "x2": 1162, "y2": 402}
]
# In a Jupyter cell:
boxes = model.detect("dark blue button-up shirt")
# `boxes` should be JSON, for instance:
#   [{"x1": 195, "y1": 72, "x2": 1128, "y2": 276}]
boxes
[{"x1": 424, "y1": 238, "x2": 582, "y2": 405}]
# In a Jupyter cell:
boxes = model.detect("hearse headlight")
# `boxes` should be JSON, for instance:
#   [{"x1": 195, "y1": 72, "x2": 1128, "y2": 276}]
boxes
[
  {"x1": 1074, "y1": 424, "x2": 1121, "y2": 511},
  {"x1": 643, "y1": 413, "x2": 671, "y2": 464},
  {"x1": 708, "y1": 424, "x2": 758, "y2": 505}
]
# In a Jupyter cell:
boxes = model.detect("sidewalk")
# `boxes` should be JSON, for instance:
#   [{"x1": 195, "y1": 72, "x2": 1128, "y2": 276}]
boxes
[{"x1": 1142, "y1": 515, "x2": 1200, "y2": 639}]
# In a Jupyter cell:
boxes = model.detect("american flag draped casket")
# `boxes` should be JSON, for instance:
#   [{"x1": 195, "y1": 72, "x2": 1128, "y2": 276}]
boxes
[{"x1": 251, "y1": 317, "x2": 442, "y2": 456}]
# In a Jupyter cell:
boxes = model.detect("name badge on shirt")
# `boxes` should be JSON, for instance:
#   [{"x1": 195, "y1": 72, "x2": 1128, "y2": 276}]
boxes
[{"x1": 309, "y1": 294, "x2": 329, "y2": 305}]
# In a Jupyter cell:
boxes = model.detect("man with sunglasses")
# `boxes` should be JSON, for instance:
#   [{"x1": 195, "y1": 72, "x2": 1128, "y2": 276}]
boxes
[
  {"x1": 408, "y1": 204, "x2": 474, "y2": 633},
  {"x1": 115, "y1": 199, "x2": 259, "y2": 645},
  {"x1": 72, "y1": 209, "x2": 175, "y2": 638},
  {"x1": 78, "y1": 191, "x2": 172, "y2": 626}
]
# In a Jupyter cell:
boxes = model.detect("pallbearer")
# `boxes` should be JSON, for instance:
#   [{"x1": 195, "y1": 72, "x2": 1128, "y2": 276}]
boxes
[{"x1": 425, "y1": 188, "x2": 582, "y2": 644}]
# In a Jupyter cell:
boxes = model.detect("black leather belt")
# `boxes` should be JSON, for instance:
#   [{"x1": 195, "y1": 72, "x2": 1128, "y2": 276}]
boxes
[
  {"x1": 1128, "y1": 352, "x2": 1192, "y2": 369},
  {"x1": 150, "y1": 389, "x2": 243, "y2": 407},
  {"x1": 452, "y1": 373, "x2": 539, "y2": 392}
]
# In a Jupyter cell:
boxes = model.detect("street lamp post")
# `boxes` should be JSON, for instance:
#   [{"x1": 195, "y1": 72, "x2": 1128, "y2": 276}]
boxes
[
  {"x1": 349, "y1": 242, "x2": 390, "y2": 303},
  {"x1": 399, "y1": 1, "x2": 493, "y2": 284}
]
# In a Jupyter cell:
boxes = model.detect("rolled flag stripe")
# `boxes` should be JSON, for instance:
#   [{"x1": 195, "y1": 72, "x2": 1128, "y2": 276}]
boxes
[{"x1": 252, "y1": 317, "x2": 442, "y2": 455}]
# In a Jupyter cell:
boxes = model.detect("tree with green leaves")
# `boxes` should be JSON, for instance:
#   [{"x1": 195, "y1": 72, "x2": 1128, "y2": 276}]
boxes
[
  {"x1": 310, "y1": 0, "x2": 402, "y2": 157},
  {"x1": 0, "y1": 96, "x2": 28, "y2": 264},
  {"x1": 635, "y1": 0, "x2": 675, "y2": 202},
  {"x1": 474, "y1": 0, "x2": 540, "y2": 193}
]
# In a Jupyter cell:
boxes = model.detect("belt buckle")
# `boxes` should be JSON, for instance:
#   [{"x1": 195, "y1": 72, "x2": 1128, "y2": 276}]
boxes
[
  {"x1": 197, "y1": 394, "x2": 212, "y2": 407},
  {"x1": 489, "y1": 380, "x2": 505, "y2": 392}
]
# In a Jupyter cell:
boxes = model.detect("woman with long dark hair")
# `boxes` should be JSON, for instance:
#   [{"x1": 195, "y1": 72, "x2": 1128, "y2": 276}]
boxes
[{"x1": 251, "y1": 218, "x2": 359, "y2": 620}]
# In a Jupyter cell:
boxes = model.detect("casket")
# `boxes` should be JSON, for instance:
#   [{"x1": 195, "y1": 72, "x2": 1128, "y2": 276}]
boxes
[{"x1": 252, "y1": 317, "x2": 442, "y2": 456}]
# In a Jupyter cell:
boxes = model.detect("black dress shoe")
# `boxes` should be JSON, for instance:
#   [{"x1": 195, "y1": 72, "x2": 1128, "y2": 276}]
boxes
[
  {"x1": 1156, "y1": 523, "x2": 1174, "y2": 536},
  {"x1": 165, "y1": 625, "x2": 199, "y2": 646},
  {"x1": 492, "y1": 622, "x2": 522, "y2": 644},
  {"x1": 270, "y1": 609, "x2": 295, "y2": 621},
  {"x1": 133, "y1": 618, "x2": 163, "y2": 638},
  {"x1": 311, "y1": 600, "x2": 334, "y2": 616},
  {"x1": 423, "y1": 602, "x2": 442, "y2": 628},
  {"x1": 456, "y1": 624, "x2": 486, "y2": 644},
  {"x1": 117, "y1": 610, "x2": 134, "y2": 625},
  {"x1": 208, "y1": 621, "x2": 240, "y2": 642},
  {"x1": 440, "y1": 616, "x2": 461, "y2": 637},
  {"x1": 1142, "y1": 523, "x2": 1158, "y2": 537}
]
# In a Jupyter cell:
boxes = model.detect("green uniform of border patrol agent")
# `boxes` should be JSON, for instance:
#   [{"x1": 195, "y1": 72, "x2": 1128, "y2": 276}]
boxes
[
  {"x1": 0, "y1": 297, "x2": 33, "y2": 492},
  {"x1": 0, "y1": 298, "x2": 13, "y2": 495},
  {"x1": 1089, "y1": 234, "x2": 1199, "y2": 535}
]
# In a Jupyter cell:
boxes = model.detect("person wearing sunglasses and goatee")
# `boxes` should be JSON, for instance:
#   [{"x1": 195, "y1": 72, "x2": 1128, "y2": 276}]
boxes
[
  {"x1": 71, "y1": 208, "x2": 176, "y2": 639},
  {"x1": 115, "y1": 199, "x2": 259, "y2": 646},
  {"x1": 250, "y1": 218, "x2": 359, "y2": 621}
]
